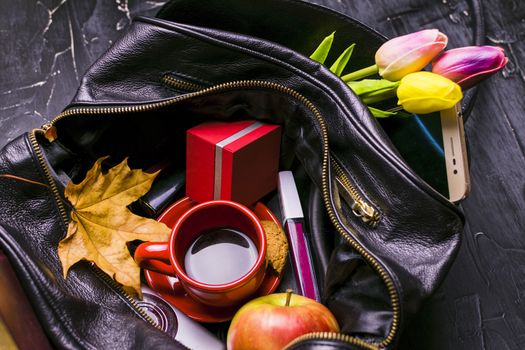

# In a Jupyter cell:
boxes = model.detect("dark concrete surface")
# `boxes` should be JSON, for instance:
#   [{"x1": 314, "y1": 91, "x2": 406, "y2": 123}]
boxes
[{"x1": 0, "y1": 0, "x2": 523, "y2": 349}]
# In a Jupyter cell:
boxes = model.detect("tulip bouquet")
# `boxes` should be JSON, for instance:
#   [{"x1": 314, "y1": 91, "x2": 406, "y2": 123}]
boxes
[{"x1": 311, "y1": 29, "x2": 508, "y2": 117}]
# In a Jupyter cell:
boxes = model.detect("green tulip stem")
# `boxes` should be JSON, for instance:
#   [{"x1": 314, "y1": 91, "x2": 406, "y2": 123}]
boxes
[
  {"x1": 341, "y1": 64, "x2": 379, "y2": 82},
  {"x1": 386, "y1": 106, "x2": 404, "y2": 113},
  {"x1": 285, "y1": 289, "x2": 293, "y2": 307}
]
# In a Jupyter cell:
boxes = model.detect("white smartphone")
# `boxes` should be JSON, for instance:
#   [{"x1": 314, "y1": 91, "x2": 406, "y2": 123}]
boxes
[
  {"x1": 379, "y1": 103, "x2": 470, "y2": 202},
  {"x1": 440, "y1": 104, "x2": 470, "y2": 202}
]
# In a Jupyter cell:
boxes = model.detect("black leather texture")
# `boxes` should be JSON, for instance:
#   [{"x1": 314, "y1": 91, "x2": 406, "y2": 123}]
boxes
[
  {"x1": 0, "y1": 139, "x2": 185, "y2": 350},
  {"x1": 0, "y1": 1, "x2": 464, "y2": 349}
]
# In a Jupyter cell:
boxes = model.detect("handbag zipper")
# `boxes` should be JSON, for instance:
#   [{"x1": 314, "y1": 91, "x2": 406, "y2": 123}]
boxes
[
  {"x1": 160, "y1": 74, "x2": 207, "y2": 92},
  {"x1": 285, "y1": 332, "x2": 381, "y2": 350},
  {"x1": 32, "y1": 80, "x2": 399, "y2": 349},
  {"x1": 89, "y1": 262, "x2": 162, "y2": 329},
  {"x1": 28, "y1": 131, "x2": 162, "y2": 330},
  {"x1": 158, "y1": 76, "x2": 379, "y2": 228},
  {"x1": 332, "y1": 157, "x2": 380, "y2": 228}
]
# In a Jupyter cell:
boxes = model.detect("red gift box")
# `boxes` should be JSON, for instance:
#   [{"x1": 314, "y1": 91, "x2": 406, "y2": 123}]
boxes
[{"x1": 186, "y1": 120, "x2": 281, "y2": 206}]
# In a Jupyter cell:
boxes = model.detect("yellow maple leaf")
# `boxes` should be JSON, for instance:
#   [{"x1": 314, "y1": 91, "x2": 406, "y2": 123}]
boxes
[{"x1": 58, "y1": 157, "x2": 171, "y2": 296}]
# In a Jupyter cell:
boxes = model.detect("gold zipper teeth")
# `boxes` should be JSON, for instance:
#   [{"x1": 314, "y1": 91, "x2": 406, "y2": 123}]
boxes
[
  {"x1": 285, "y1": 332, "x2": 380, "y2": 350},
  {"x1": 36, "y1": 80, "x2": 400, "y2": 349},
  {"x1": 332, "y1": 157, "x2": 362, "y2": 202},
  {"x1": 277, "y1": 83, "x2": 398, "y2": 349},
  {"x1": 89, "y1": 263, "x2": 160, "y2": 329},
  {"x1": 29, "y1": 130, "x2": 161, "y2": 330},
  {"x1": 29, "y1": 130, "x2": 69, "y2": 222},
  {"x1": 280, "y1": 83, "x2": 399, "y2": 349},
  {"x1": 332, "y1": 157, "x2": 380, "y2": 227},
  {"x1": 161, "y1": 75, "x2": 206, "y2": 92}
]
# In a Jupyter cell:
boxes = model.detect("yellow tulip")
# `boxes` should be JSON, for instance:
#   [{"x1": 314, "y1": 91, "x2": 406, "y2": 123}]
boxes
[{"x1": 397, "y1": 71, "x2": 462, "y2": 114}]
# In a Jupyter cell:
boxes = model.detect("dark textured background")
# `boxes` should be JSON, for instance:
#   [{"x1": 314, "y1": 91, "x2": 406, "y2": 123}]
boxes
[{"x1": 0, "y1": 0, "x2": 523, "y2": 349}]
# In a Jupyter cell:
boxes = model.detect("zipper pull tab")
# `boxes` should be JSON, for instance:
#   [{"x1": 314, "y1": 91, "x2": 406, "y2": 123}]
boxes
[
  {"x1": 41, "y1": 123, "x2": 58, "y2": 142},
  {"x1": 351, "y1": 200, "x2": 380, "y2": 228},
  {"x1": 335, "y1": 176, "x2": 380, "y2": 228}
]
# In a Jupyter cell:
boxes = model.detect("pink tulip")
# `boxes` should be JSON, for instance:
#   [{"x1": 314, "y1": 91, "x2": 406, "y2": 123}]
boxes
[
  {"x1": 432, "y1": 46, "x2": 508, "y2": 89},
  {"x1": 375, "y1": 29, "x2": 448, "y2": 81}
]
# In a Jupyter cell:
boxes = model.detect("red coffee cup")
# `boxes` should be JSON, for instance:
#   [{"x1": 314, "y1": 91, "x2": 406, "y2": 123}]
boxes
[{"x1": 135, "y1": 200, "x2": 267, "y2": 307}]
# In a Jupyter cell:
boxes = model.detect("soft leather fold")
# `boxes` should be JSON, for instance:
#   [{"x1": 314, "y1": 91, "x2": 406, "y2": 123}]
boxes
[{"x1": 0, "y1": 135, "x2": 185, "y2": 349}]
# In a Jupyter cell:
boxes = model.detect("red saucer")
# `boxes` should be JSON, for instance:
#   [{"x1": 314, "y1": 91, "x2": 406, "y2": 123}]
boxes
[{"x1": 143, "y1": 197, "x2": 283, "y2": 323}]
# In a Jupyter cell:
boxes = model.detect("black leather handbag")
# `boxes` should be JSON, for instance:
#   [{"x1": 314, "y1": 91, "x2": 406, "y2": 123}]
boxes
[{"x1": 0, "y1": 0, "x2": 464, "y2": 349}]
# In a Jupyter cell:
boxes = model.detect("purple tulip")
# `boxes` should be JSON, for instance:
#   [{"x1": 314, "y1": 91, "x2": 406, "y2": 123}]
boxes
[{"x1": 432, "y1": 46, "x2": 508, "y2": 89}]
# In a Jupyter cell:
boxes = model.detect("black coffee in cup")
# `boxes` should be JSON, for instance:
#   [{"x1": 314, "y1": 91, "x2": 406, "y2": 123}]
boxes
[{"x1": 183, "y1": 228, "x2": 258, "y2": 285}]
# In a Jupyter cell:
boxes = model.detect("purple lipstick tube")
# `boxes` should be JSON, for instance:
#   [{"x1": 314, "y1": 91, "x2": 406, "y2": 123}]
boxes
[{"x1": 278, "y1": 171, "x2": 320, "y2": 301}]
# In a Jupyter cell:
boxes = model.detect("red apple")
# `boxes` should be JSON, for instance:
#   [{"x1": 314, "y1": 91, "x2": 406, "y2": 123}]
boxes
[{"x1": 227, "y1": 290, "x2": 340, "y2": 350}]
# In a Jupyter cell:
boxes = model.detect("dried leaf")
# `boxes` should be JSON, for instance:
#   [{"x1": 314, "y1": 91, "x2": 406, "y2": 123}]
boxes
[{"x1": 58, "y1": 157, "x2": 171, "y2": 296}]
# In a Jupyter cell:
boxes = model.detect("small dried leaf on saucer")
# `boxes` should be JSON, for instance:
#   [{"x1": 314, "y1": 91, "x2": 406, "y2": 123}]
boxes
[{"x1": 261, "y1": 220, "x2": 288, "y2": 275}]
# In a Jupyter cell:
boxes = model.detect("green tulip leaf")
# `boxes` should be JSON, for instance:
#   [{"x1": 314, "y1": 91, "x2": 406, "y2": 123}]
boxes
[
  {"x1": 368, "y1": 107, "x2": 399, "y2": 118},
  {"x1": 310, "y1": 32, "x2": 335, "y2": 64},
  {"x1": 330, "y1": 43, "x2": 355, "y2": 77},
  {"x1": 348, "y1": 79, "x2": 400, "y2": 104},
  {"x1": 361, "y1": 90, "x2": 398, "y2": 104},
  {"x1": 347, "y1": 79, "x2": 399, "y2": 95}
]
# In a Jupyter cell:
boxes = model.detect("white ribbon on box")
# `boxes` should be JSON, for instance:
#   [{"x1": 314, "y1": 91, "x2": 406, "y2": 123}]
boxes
[{"x1": 213, "y1": 121, "x2": 265, "y2": 199}]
